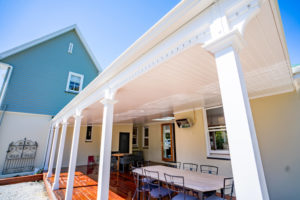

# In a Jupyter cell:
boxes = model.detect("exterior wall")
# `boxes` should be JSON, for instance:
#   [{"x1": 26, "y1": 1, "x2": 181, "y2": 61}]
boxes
[
  {"x1": 53, "y1": 124, "x2": 133, "y2": 167},
  {"x1": 142, "y1": 112, "x2": 233, "y2": 176},
  {"x1": 1, "y1": 30, "x2": 99, "y2": 116},
  {"x1": 143, "y1": 123, "x2": 164, "y2": 163},
  {"x1": 0, "y1": 111, "x2": 51, "y2": 174},
  {"x1": 250, "y1": 91, "x2": 300, "y2": 200},
  {"x1": 174, "y1": 110, "x2": 233, "y2": 176},
  {"x1": 141, "y1": 91, "x2": 300, "y2": 199}
]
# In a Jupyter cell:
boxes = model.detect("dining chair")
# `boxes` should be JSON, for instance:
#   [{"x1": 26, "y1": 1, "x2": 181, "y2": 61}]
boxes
[
  {"x1": 168, "y1": 162, "x2": 181, "y2": 169},
  {"x1": 182, "y1": 163, "x2": 198, "y2": 172},
  {"x1": 164, "y1": 173, "x2": 198, "y2": 200},
  {"x1": 206, "y1": 177, "x2": 234, "y2": 200},
  {"x1": 136, "y1": 160, "x2": 151, "y2": 167},
  {"x1": 132, "y1": 168, "x2": 151, "y2": 200},
  {"x1": 200, "y1": 165, "x2": 218, "y2": 175},
  {"x1": 110, "y1": 156, "x2": 117, "y2": 171},
  {"x1": 144, "y1": 169, "x2": 170, "y2": 200}
]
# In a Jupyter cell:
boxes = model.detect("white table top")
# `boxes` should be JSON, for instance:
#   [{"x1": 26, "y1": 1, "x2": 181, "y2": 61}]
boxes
[{"x1": 133, "y1": 165, "x2": 226, "y2": 192}]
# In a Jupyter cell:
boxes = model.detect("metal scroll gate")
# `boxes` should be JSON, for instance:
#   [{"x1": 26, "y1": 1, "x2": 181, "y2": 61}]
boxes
[{"x1": 2, "y1": 138, "x2": 38, "y2": 174}]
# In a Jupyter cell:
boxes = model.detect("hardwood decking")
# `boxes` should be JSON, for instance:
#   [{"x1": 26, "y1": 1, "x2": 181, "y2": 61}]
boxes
[
  {"x1": 44, "y1": 165, "x2": 135, "y2": 200},
  {"x1": 44, "y1": 164, "x2": 235, "y2": 200}
]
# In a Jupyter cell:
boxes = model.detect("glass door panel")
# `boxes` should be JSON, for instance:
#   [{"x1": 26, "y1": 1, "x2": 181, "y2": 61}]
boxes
[{"x1": 161, "y1": 123, "x2": 175, "y2": 162}]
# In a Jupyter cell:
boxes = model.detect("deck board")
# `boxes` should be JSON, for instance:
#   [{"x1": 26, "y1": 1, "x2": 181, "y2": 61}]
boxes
[{"x1": 44, "y1": 172, "x2": 126, "y2": 200}]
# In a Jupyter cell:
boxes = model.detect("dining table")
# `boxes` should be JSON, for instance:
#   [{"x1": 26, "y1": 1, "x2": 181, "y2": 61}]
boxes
[
  {"x1": 111, "y1": 153, "x2": 130, "y2": 171},
  {"x1": 133, "y1": 165, "x2": 227, "y2": 200}
]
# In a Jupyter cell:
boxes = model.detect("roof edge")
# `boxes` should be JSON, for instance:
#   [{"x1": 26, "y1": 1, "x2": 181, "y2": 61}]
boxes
[{"x1": 0, "y1": 24, "x2": 102, "y2": 72}]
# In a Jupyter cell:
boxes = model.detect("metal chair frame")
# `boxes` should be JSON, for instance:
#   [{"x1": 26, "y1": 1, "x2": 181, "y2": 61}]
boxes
[
  {"x1": 200, "y1": 165, "x2": 218, "y2": 175},
  {"x1": 167, "y1": 162, "x2": 181, "y2": 169},
  {"x1": 222, "y1": 177, "x2": 234, "y2": 200},
  {"x1": 132, "y1": 168, "x2": 148, "y2": 200},
  {"x1": 144, "y1": 169, "x2": 169, "y2": 200},
  {"x1": 182, "y1": 163, "x2": 198, "y2": 172}
]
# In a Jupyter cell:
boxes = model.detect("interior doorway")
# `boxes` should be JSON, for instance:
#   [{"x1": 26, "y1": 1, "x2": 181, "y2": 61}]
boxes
[{"x1": 119, "y1": 132, "x2": 130, "y2": 153}]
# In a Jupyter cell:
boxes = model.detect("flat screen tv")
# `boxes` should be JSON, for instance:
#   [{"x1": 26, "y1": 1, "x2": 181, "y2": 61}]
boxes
[{"x1": 175, "y1": 118, "x2": 192, "y2": 128}]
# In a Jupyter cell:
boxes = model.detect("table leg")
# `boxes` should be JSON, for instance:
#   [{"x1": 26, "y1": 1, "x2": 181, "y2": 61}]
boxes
[{"x1": 117, "y1": 156, "x2": 121, "y2": 171}]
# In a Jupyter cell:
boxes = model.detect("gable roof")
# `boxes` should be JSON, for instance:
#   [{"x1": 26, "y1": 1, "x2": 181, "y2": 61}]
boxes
[{"x1": 0, "y1": 24, "x2": 102, "y2": 72}]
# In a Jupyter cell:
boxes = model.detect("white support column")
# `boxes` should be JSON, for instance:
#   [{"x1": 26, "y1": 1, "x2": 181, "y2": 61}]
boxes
[
  {"x1": 47, "y1": 124, "x2": 60, "y2": 178},
  {"x1": 44, "y1": 124, "x2": 55, "y2": 171},
  {"x1": 97, "y1": 90, "x2": 116, "y2": 200},
  {"x1": 52, "y1": 120, "x2": 68, "y2": 190},
  {"x1": 65, "y1": 112, "x2": 82, "y2": 200},
  {"x1": 205, "y1": 32, "x2": 269, "y2": 200}
]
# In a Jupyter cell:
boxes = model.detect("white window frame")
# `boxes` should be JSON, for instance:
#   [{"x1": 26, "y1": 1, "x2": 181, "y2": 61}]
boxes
[
  {"x1": 65, "y1": 71, "x2": 84, "y2": 93},
  {"x1": 142, "y1": 126, "x2": 149, "y2": 148},
  {"x1": 132, "y1": 127, "x2": 138, "y2": 147},
  {"x1": 203, "y1": 106, "x2": 230, "y2": 158}
]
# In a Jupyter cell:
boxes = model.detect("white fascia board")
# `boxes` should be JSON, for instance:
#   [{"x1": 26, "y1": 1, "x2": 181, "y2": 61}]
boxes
[{"x1": 0, "y1": 25, "x2": 101, "y2": 73}]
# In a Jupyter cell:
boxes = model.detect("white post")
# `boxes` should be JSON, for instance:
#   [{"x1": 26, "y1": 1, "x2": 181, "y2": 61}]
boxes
[
  {"x1": 205, "y1": 32, "x2": 269, "y2": 200},
  {"x1": 97, "y1": 90, "x2": 116, "y2": 200},
  {"x1": 65, "y1": 112, "x2": 82, "y2": 200},
  {"x1": 44, "y1": 124, "x2": 54, "y2": 171},
  {"x1": 47, "y1": 124, "x2": 60, "y2": 178},
  {"x1": 52, "y1": 120, "x2": 68, "y2": 190}
]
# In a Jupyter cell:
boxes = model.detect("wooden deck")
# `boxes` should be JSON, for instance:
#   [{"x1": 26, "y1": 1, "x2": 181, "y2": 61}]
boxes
[
  {"x1": 44, "y1": 165, "x2": 135, "y2": 200},
  {"x1": 44, "y1": 164, "x2": 235, "y2": 200}
]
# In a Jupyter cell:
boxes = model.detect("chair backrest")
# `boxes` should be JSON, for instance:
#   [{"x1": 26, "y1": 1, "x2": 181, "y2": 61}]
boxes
[
  {"x1": 200, "y1": 165, "x2": 218, "y2": 175},
  {"x1": 136, "y1": 161, "x2": 144, "y2": 167},
  {"x1": 144, "y1": 169, "x2": 160, "y2": 188},
  {"x1": 132, "y1": 168, "x2": 144, "y2": 188},
  {"x1": 168, "y1": 162, "x2": 181, "y2": 169},
  {"x1": 222, "y1": 177, "x2": 234, "y2": 200},
  {"x1": 183, "y1": 163, "x2": 198, "y2": 172},
  {"x1": 164, "y1": 173, "x2": 185, "y2": 196}
]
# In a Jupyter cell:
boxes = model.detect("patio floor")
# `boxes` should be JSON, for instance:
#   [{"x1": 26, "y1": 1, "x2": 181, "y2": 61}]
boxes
[
  {"x1": 44, "y1": 164, "x2": 235, "y2": 200},
  {"x1": 44, "y1": 165, "x2": 135, "y2": 200}
]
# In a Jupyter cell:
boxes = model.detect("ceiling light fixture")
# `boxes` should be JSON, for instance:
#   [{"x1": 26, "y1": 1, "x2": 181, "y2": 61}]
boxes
[{"x1": 152, "y1": 116, "x2": 175, "y2": 121}]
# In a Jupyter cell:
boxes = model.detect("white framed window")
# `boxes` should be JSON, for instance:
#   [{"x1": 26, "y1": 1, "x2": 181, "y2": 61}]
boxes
[
  {"x1": 85, "y1": 125, "x2": 92, "y2": 142},
  {"x1": 143, "y1": 126, "x2": 149, "y2": 148},
  {"x1": 68, "y1": 42, "x2": 74, "y2": 54},
  {"x1": 132, "y1": 127, "x2": 138, "y2": 147},
  {"x1": 66, "y1": 71, "x2": 84, "y2": 93},
  {"x1": 204, "y1": 106, "x2": 230, "y2": 158}
]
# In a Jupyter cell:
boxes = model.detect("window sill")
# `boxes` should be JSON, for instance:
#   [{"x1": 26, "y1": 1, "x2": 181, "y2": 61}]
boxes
[
  {"x1": 207, "y1": 153, "x2": 230, "y2": 160},
  {"x1": 143, "y1": 147, "x2": 149, "y2": 149},
  {"x1": 65, "y1": 90, "x2": 80, "y2": 94},
  {"x1": 85, "y1": 140, "x2": 92, "y2": 143}
]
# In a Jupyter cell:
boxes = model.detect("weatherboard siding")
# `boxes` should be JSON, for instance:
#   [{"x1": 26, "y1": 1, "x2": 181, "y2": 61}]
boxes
[{"x1": 1, "y1": 30, "x2": 98, "y2": 116}]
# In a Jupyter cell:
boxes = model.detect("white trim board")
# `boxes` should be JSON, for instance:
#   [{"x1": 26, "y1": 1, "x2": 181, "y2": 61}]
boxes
[{"x1": 0, "y1": 25, "x2": 102, "y2": 72}]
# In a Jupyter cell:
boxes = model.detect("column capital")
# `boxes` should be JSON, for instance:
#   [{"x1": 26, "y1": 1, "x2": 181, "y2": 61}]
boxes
[
  {"x1": 62, "y1": 121, "x2": 69, "y2": 126},
  {"x1": 203, "y1": 30, "x2": 245, "y2": 54},
  {"x1": 61, "y1": 117, "x2": 69, "y2": 125},
  {"x1": 100, "y1": 98, "x2": 118, "y2": 105},
  {"x1": 100, "y1": 88, "x2": 118, "y2": 105},
  {"x1": 73, "y1": 114, "x2": 83, "y2": 120}
]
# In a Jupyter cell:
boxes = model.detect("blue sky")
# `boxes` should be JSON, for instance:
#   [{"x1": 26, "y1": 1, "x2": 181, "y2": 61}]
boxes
[{"x1": 0, "y1": 0, "x2": 298, "y2": 69}]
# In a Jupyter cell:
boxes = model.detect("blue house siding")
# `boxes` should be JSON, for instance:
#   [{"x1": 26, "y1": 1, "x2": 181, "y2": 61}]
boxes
[{"x1": 1, "y1": 30, "x2": 99, "y2": 116}]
